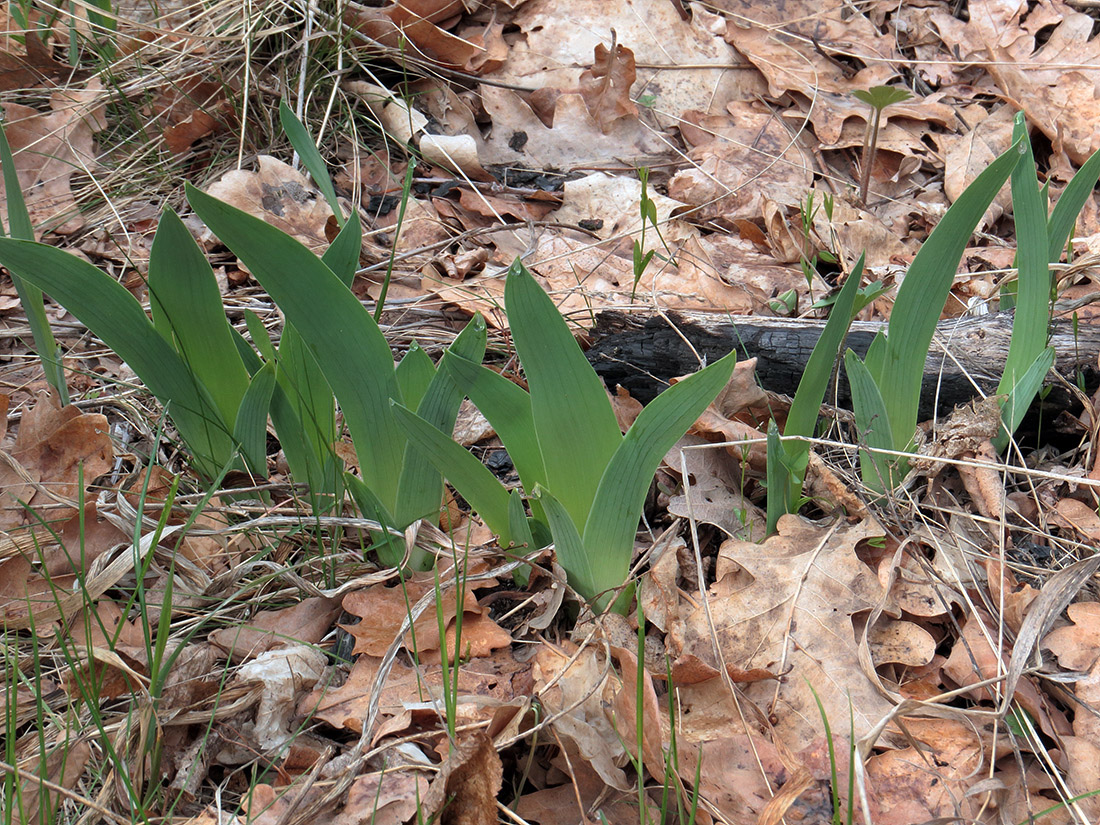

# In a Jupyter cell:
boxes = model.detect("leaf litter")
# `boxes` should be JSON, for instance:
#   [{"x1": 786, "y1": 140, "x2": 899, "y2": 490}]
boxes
[{"x1": 3, "y1": 1, "x2": 1100, "y2": 823}]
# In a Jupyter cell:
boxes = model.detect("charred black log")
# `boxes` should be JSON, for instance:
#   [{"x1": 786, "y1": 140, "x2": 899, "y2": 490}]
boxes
[{"x1": 586, "y1": 310, "x2": 1100, "y2": 418}]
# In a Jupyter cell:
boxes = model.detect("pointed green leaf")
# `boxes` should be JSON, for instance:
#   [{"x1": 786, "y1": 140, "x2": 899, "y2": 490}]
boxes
[
  {"x1": 187, "y1": 183, "x2": 405, "y2": 512},
  {"x1": 533, "y1": 485, "x2": 598, "y2": 606},
  {"x1": 149, "y1": 207, "x2": 250, "y2": 425},
  {"x1": 231, "y1": 324, "x2": 264, "y2": 373},
  {"x1": 280, "y1": 100, "x2": 343, "y2": 224},
  {"x1": 394, "y1": 315, "x2": 487, "y2": 527},
  {"x1": 0, "y1": 123, "x2": 33, "y2": 241},
  {"x1": 276, "y1": 326, "x2": 338, "y2": 466},
  {"x1": 993, "y1": 346, "x2": 1055, "y2": 452},
  {"x1": 268, "y1": 382, "x2": 330, "y2": 499},
  {"x1": 863, "y1": 330, "x2": 887, "y2": 384},
  {"x1": 0, "y1": 239, "x2": 232, "y2": 476},
  {"x1": 877, "y1": 138, "x2": 1022, "y2": 449},
  {"x1": 766, "y1": 419, "x2": 789, "y2": 536},
  {"x1": 0, "y1": 122, "x2": 66, "y2": 402},
  {"x1": 507, "y1": 489, "x2": 537, "y2": 587},
  {"x1": 506, "y1": 260, "x2": 622, "y2": 529},
  {"x1": 244, "y1": 311, "x2": 277, "y2": 362},
  {"x1": 391, "y1": 401, "x2": 512, "y2": 542},
  {"x1": 786, "y1": 254, "x2": 864, "y2": 440},
  {"x1": 233, "y1": 361, "x2": 276, "y2": 473},
  {"x1": 345, "y1": 473, "x2": 403, "y2": 566},
  {"x1": 439, "y1": 351, "x2": 545, "y2": 491},
  {"x1": 395, "y1": 343, "x2": 436, "y2": 414},
  {"x1": 1048, "y1": 147, "x2": 1100, "y2": 263},
  {"x1": 583, "y1": 350, "x2": 737, "y2": 599},
  {"x1": 321, "y1": 214, "x2": 362, "y2": 287},
  {"x1": 845, "y1": 350, "x2": 899, "y2": 492},
  {"x1": 1001, "y1": 113, "x2": 1049, "y2": 398}
]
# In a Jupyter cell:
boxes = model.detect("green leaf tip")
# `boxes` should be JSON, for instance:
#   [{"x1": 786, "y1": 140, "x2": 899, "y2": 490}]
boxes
[{"x1": 853, "y1": 85, "x2": 913, "y2": 110}]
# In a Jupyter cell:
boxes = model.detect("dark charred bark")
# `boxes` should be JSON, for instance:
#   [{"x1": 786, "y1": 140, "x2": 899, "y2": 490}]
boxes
[{"x1": 586, "y1": 310, "x2": 1100, "y2": 418}]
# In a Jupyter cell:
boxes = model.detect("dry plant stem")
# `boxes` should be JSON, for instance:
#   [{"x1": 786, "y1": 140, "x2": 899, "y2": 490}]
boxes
[{"x1": 858, "y1": 107, "x2": 881, "y2": 206}]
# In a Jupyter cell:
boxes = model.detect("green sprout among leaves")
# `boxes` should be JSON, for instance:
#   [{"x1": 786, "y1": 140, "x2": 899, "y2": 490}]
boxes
[{"x1": 852, "y1": 85, "x2": 912, "y2": 206}]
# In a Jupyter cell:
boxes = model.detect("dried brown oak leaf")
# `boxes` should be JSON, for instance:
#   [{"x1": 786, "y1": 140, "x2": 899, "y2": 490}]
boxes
[
  {"x1": 0, "y1": 79, "x2": 106, "y2": 237},
  {"x1": 0, "y1": 390, "x2": 112, "y2": 530},
  {"x1": 675, "y1": 515, "x2": 917, "y2": 752}
]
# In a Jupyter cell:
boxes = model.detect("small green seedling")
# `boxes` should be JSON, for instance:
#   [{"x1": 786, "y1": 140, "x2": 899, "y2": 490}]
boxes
[
  {"x1": 631, "y1": 167, "x2": 672, "y2": 302},
  {"x1": 852, "y1": 85, "x2": 912, "y2": 206},
  {"x1": 394, "y1": 260, "x2": 738, "y2": 613},
  {"x1": 843, "y1": 136, "x2": 1024, "y2": 491},
  {"x1": 766, "y1": 254, "x2": 866, "y2": 534},
  {"x1": 187, "y1": 184, "x2": 487, "y2": 569}
]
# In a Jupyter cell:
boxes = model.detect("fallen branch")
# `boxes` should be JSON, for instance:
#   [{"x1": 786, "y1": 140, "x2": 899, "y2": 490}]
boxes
[{"x1": 587, "y1": 310, "x2": 1099, "y2": 418}]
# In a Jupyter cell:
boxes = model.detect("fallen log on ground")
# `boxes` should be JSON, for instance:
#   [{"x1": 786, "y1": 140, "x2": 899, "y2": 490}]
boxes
[{"x1": 586, "y1": 310, "x2": 1100, "y2": 419}]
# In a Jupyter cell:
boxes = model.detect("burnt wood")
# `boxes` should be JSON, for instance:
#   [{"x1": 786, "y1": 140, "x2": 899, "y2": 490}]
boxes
[{"x1": 586, "y1": 310, "x2": 1100, "y2": 418}]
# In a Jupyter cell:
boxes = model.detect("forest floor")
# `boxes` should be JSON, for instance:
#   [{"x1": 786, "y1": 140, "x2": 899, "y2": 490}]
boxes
[{"x1": 3, "y1": 1, "x2": 1100, "y2": 824}]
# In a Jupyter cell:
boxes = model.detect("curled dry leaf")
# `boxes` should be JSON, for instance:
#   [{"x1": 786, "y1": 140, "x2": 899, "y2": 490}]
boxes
[
  {"x1": 201, "y1": 155, "x2": 335, "y2": 255},
  {"x1": 208, "y1": 595, "x2": 343, "y2": 663},
  {"x1": 531, "y1": 640, "x2": 631, "y2": 792},
  {"x1": 669, "y1": 103, "x2": 814, "y2": 221},
  {"x1": 864, "y1": 717, "x2": 1002, "y2": 825},
  {"x1": 666, "y1": 434, "x2": 767, "y2": 541},
  {"x1": 0, "y1": 79, "x2": 106, "y2": 237},
  {"x1": 578, "y1": 41, "x2": 638, "y2": 135},
  {"x1": 1043, "y1": 601, "x2": 1100, "y2": 672},
  {"x1": 931, "y1": 0, "x2": 1100, "y2": 164},
  {"x1": 421, "y1": 731, "x2": 503, "y2": 825},
  {"x1": 0, "y1": 391, "x2": 112, "y2": 531},
  {"x1": 943, "y1": 608, "x2": 1072, "y2": 739},
  {"x1": 231, "y1": 644, "x2": 327, "y2": 752},
  {"x1": 481, "y1": 0, "x2": 756, "y2": 127},
  {"x1": 1053, "y1": 496, "x2": 1100, "y2": 541},
  {"x1": 939, "y1": 103, "x2": 1017, "y2": 223}
]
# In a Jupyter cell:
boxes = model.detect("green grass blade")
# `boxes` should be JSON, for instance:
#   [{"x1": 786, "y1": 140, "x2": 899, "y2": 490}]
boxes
[
  {"x1": 878, "y1": 139, "x2": 1022, "y2": 448},
  {"x1": 532, "y1": 485, "x2": 597, "y2": 605},
  {"x1": 1048, "y1": 148, "x2": 1100, "y2": 263},
  {"x1": 0, "y1": 123, "x2": 67, "y2": 403},
  {"x1": 187, "y1": 183, "x2": 405, "y2": 512},
  {"x1": 506, "y1": 260, "x2": 622, "y2": 530},
  {"x1": 321, "y1": 214, "x2": 361, "y2": 287},
  {"x1": 0, "y1": 239, "x2": 232, "y2": 476},
  {"x1": 440, "y1": 351, "x2": 546, "y2": 491},
  {"x1": 583, "y1": 350, "x2": 737, "y2": 606},
  {"x1": 395, "y1": 343, "x2": 436, "y2": 414},
  {"x1": 993, "y1": 346, "x2": 1055, "y2": 452},
  {"x1": 1000, "y1": 114, "x2": 1050, "y2": 397},
  {"x1": 390, "y1": 401, "x2": 512, "y2": 542},
  {"x1": 280, "y1": 100, "x2": 343, "y2": 225},
  {"x1": 233, "y1": 361, "x2": 276, "y2": 474},
  {"x1": 149, "y1": 208, "x2": 250, "y2": 425},
  {"x1": 845, "y1": 350, "x2": 898, "y2": 492},
  {"x1": 394, "y1": 315, "x2": 487, "y2": 527}
]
